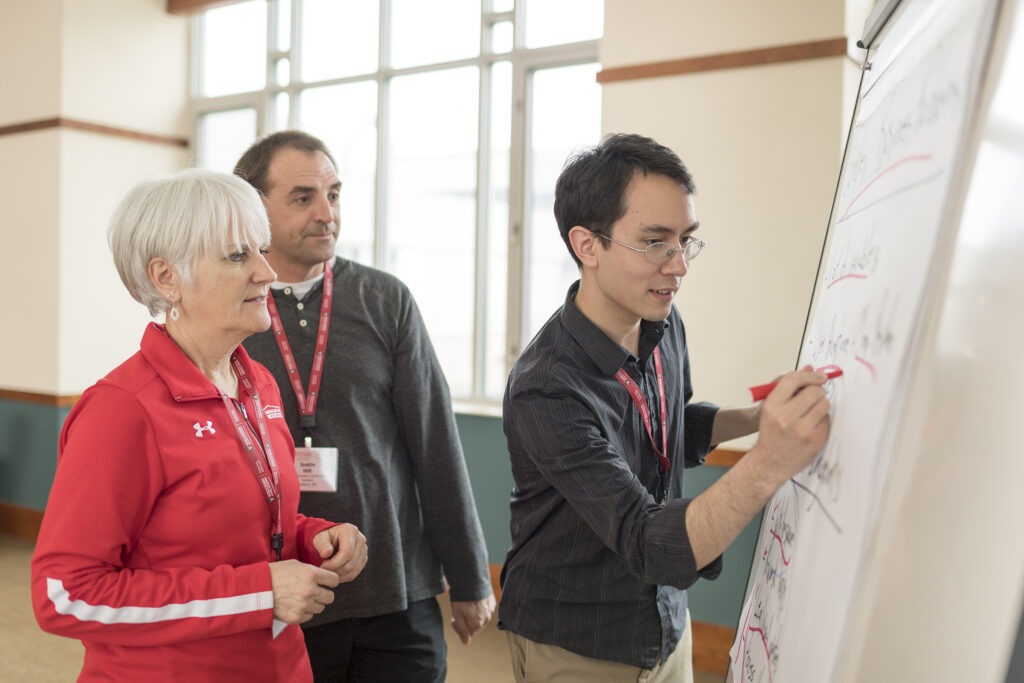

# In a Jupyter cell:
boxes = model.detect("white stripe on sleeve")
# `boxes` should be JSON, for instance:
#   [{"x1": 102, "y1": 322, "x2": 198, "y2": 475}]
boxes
[{"x1": 47, "y1": 577, "x2": 273, "y2": 625}]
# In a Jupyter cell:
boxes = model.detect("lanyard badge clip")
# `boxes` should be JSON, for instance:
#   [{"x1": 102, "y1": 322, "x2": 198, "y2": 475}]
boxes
[{"x1": 271, "y1": 533, "x2": 284, "y2": 561}]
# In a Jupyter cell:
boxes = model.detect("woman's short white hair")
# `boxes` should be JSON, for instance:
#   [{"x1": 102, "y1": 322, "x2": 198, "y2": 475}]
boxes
[{"x1": 108, "y1": 168, "x2": 271, "y2": 317}]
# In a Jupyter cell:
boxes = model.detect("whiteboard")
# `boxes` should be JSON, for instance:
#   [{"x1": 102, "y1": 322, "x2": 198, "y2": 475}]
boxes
[
  {"x1": 841, "y1": 1, "x2": 1024, "y2": 679},
  {"x1": 728, "y1": 0, "x2": 1004, "y2": 681}
]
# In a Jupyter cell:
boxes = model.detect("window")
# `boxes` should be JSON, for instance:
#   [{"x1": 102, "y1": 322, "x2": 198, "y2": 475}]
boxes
[{"x1": 192, "y1": 0, "x2": 603, "y2": 406}]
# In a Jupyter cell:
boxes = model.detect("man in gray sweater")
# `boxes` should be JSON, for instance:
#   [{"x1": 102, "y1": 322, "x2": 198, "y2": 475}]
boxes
[{"x1": 235, "y1": 131, "x2": 494, "y2": 682}]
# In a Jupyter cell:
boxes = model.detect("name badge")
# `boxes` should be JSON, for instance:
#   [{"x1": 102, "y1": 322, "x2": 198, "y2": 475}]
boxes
[{"x1": 293, "y1": 446, "x2": 339, "y2": 492}]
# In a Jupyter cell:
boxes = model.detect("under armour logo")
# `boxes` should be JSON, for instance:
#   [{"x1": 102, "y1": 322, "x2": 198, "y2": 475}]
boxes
[{"x1": 193, "y1": 420, "x2": 216, "y2": 437}]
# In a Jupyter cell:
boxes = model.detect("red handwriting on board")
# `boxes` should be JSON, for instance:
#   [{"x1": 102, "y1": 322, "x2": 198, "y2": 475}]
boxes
[{"x1": 837, "y1": 153, "x2": 935, "y2": 223}]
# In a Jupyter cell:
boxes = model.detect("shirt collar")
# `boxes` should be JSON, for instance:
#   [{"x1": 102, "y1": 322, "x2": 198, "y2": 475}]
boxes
[
  {"x1": 269, "y1": 256, "x2": 338, "y2": 298},
  {"x1": 559, "y1": 280, "x2": 667, "y2": 377},
  {"x1": 139, "y1": 322, "x2": 263, "y2": 401}
]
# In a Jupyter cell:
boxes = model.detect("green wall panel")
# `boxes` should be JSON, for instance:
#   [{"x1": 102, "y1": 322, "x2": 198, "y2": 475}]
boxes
[
  {"x1": 1, "y1": 400, "x2": 755, "y2": 629},
  {"x1": 683, "y1": 464, "x2": 762, "y2": 628},
  {"x1": 0, "y1": 400, "x2": 67, "y2": 510},
  {"x1": 454, "y1": 413, "x2": 514, "y2": 563}
]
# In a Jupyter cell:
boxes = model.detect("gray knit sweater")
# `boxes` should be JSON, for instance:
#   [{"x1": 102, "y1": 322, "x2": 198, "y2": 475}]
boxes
[{"x1": 243, "y1": 258, "x2": 491, "y2": 624}]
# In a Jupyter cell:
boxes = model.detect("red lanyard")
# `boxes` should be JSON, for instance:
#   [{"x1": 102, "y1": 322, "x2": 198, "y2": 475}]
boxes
[
  {"x1": 615, "y1": 348, "x2": 670, "y2": 475},
  {"x1": 221, "y1": 355, "x2": 284, "y2": 560},
  {"x1": 265, "y1": 263, "x2": 333, "y2": 430}
]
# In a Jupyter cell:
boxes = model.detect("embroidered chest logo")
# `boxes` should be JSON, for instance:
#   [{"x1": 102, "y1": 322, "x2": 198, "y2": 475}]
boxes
[
  {"x1": 193, "y1": 420, "x2": 216, "y2": 437},
  {"x1": 263, "y1": 404, "x2": 284, "y2": 420}
]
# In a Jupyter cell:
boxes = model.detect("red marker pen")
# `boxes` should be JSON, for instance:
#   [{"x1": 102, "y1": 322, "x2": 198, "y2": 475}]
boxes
[{"x1": 749, "y1": 365, "x2": 843, "y2": 401}]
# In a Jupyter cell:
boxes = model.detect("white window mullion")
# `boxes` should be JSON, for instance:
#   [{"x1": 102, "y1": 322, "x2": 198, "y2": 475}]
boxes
[
  {"x1": 287, "y1": 0, "x2": 302, "y2": 128},
  {"x1": 505, "y1": 55, "x2": 528, "y2": 367},
  {"x1": 261, "y1": 0, "x2": 276, "y2": 134},
  {"x1": 375, "y1": 1, "x2": 392, "y2": 270},
  {"x1": 190, "y1": 13, "x2": 204, "y2": 98},
  {"x1": 472, "y1": 60, "x2": 492, "y2": 401}
]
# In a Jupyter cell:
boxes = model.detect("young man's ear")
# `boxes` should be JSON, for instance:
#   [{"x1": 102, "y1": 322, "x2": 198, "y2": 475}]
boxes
[{"x1": 568, "y1": 226, "x2": 600, "y2": 267}]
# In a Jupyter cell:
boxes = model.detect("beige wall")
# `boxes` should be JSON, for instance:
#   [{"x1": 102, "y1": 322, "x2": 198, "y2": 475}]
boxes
[
  {"x1": 57, "y1": 133, "x2": 189, "y2": 392},
  {"x1": 0, "y1": 131, "x2": 62, "y2": 392},
  {"x1": 0, "y1": 0, "x2": 190, "y2": 396},
  {"x1": 602, "y1": 0, "x2": 871, "y2": 447},
  {"x1": 0, "y1": 0, "x2": 874, "y2": 405},
  {"x1": 603, "y1": 0, "x2": 846, "y2": 65},
  {"x1": 61, "y1": 0, "x2": 191, "y2": 132},
  {"x1": 0, "y1": 1, "x2": 62, "y2": 127}
]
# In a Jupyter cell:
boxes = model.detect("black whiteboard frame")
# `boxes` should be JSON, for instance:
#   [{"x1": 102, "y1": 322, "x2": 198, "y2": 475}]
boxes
[{"x1": 858, "y1": 0, "x2": 904, "y2": 49}]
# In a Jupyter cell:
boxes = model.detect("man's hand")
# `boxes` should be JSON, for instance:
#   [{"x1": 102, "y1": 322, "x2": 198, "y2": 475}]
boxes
[
  {"x1": 753, "y1": 365, "x2": 832, "y2": 484},
  {"x1": 450, "y1": 594, "x2": 496, "y2": 645},
  {"x1": 268, "y1": 560, "x2": 340, "y2": 624},
  {"x1": 685, "y1": 366, "x2": 831, "y2": 569},
  {"x1": 313, "y1": 523, "x2": 368, "y2": 583}
]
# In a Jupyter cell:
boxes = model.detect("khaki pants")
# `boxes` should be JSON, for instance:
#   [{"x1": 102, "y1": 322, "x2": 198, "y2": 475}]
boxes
[{"x1": 505, "y1": 610, "x2": 693, "y2": 683}]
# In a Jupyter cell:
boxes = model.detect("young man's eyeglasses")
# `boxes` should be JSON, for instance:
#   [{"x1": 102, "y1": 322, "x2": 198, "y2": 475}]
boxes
[{"x1": 592, "y1": 231, "x2": 706, "y2": 265}]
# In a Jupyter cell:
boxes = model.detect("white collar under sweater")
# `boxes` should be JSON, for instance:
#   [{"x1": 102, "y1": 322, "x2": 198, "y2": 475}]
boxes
[{"x1": 269, "y1": 256, "x2": 337, "y2": 298}]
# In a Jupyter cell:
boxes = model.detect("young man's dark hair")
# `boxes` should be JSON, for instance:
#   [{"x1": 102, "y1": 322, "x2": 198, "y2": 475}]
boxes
[{"x1": 554, "y1": 133, "x2": 697, "y2": 267}]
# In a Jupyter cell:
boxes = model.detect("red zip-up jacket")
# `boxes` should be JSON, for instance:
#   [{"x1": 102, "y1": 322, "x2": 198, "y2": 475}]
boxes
[{"x1": 32, "y1": 323, "x2": 336, "y2": 681}]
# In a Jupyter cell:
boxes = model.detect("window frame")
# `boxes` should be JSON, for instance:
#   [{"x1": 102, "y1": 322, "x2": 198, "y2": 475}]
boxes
[{"x1": 189, "y1": 0, "x2": 600, "y2": 411}]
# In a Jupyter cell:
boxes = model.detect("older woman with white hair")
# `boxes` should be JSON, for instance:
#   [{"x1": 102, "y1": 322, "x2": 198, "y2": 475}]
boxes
[{"x1": 31, "y1": 168, "x2": 367, "y2": 682}]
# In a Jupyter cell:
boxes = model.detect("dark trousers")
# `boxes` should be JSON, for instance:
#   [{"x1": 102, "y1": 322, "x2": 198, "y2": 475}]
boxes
[{"x1": 301, "y1": 597, "x2": 447, "y2": 683}]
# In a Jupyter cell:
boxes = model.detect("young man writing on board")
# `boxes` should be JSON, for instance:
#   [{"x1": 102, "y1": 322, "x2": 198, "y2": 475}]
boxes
[{"x1": 498, "y1": 133, "x2": 832, "y2": 682}]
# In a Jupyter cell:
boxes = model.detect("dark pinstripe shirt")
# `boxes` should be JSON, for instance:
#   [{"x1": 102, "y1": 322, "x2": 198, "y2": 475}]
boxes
[{"x1": 498, "y1": 281, "x2": 721, "y2": 669}]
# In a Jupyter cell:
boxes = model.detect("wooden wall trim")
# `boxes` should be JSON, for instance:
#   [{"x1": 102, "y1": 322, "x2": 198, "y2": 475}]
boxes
[
  {"x1": 0, "y1": 117, "x2": 188, "y2": 148},
  {"x1": 692, "y1": 621, "x2": 736, "y2": 676},
  {"x1": 489, "y1": 562, "x2": 503, "y2": 600},
  {"x1": 0, "y1": 501, "x2": 44, "y2": 543},
  {"x1": 598, "y1": 37, "x2": 851, "y2": 84},
  {"x1": 706, "y1": 447, "x2": 744, "y2": 468},
  {"x1": 167, "y1": 0, "x2": 245, "y2": 16},
  {"x1": 0, "y1": 389, "x2": 79, "y2": 408}
]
